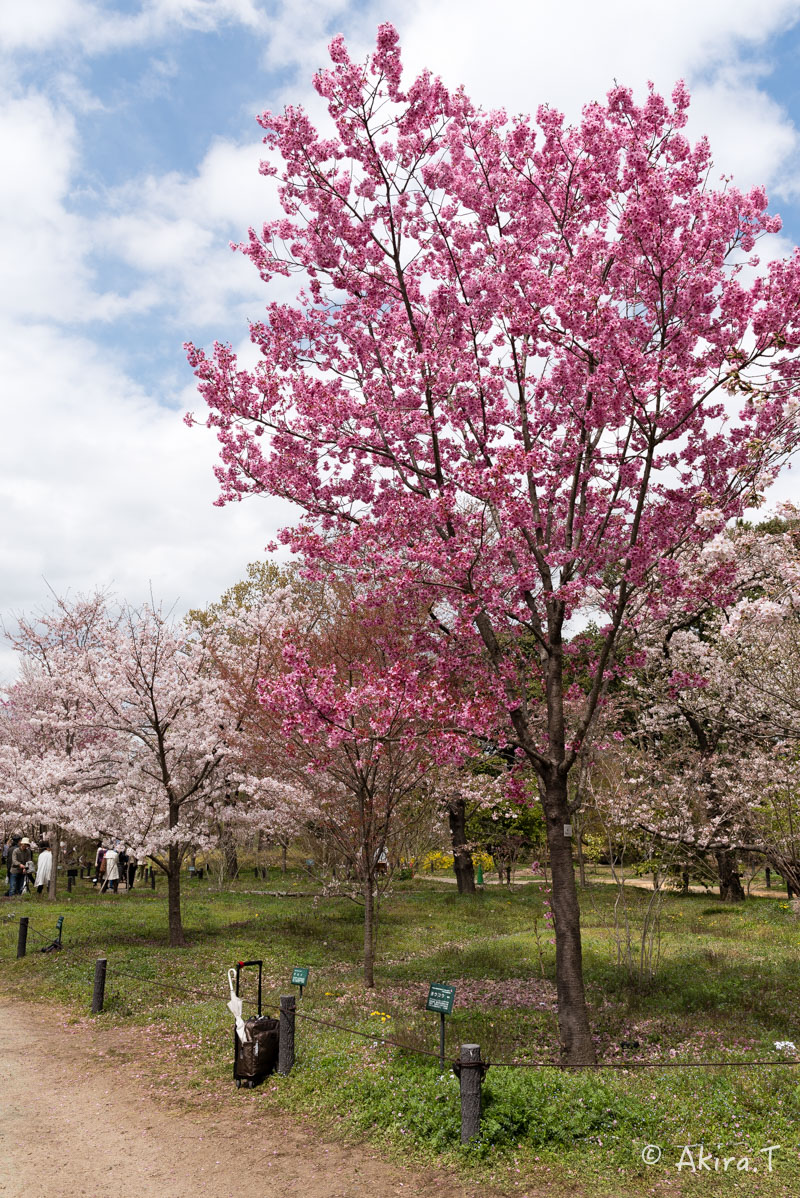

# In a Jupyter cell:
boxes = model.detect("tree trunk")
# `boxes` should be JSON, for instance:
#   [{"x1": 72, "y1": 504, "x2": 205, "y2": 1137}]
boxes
[
  {"x1": 716, "y1": 849, "x2": 745, "y2": 902},
  {"x1": 281, "y1": 840, "x2": 288, "y2": 874},
  {"x1": 363, "y1": 875, "x2": 375, "y2": 987},
  {"x1": 167, "y1": 843, "x2": 185, "y2": 947},
  {"x1": 575, "y1": 814, "x2": 587, "y2": 888},
  {"x1": 219, "y1": 827, "x2": 239, "y2": 881},
  {"x1": 47, "y1": 827, "x2": 60, "y2": 900},
  {"x1": 544, "y1": 774, "x2": 596, "y2": 1064},
  {"x1": 447, "y1": 798, "x2": 476, "y2": 894}
]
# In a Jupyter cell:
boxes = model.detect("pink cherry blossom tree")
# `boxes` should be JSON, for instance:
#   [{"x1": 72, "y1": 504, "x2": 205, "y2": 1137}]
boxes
[
  {"x1": 213, "y1": 577, "x2": 449, "y2": 986},
  {"x1": 187, "y1": 28, "x2": 800, "y2": 1061}
]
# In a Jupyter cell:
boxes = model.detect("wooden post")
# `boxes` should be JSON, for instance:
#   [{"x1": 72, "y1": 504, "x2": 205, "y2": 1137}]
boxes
[
  {"x1": 92, "y1": 957, "x2": 107, "y2": 1013},
  {"x1": 278, "y1": 995, "x2": 295, "y2": 1075},
  {"x1": 16, "y1": 917, "x2": 28, "y2": 959},
  {"x1": 459, "y1": 1044, "x2": 483, "y2": 1144},
  {"x1": 67, "y1": 874, "x2": 74, "y2": 892}
]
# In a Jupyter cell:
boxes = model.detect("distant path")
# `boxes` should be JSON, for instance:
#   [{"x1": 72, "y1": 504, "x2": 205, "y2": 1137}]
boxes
[
  {"x1": 415, "y1": 872, "x2": 784, "y2": 898},
  {"x1": 0, "y1": 997, "x2": 497, "y2": 1198}
]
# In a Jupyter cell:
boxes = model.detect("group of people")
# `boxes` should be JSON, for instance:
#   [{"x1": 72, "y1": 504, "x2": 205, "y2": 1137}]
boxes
[
  {"x1": 2, "y1": 834, "x2": 140, "y2": 897},
  {"x1": 2, "y1": 833, "x2": 54, "y2": 897},
  {"x1": 93, "y1": 843, "x2": 137, "y2": 892}
]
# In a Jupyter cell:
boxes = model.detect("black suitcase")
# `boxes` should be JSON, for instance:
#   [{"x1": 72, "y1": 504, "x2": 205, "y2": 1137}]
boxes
[{"x1": 233, "y1": 959, "x2": 279, "y2": 1088}]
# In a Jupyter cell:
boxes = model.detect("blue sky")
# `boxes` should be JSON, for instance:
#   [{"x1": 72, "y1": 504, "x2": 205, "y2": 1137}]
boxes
[{"x1": 2, "y1": 0, "x2": 800, "y2": 679}]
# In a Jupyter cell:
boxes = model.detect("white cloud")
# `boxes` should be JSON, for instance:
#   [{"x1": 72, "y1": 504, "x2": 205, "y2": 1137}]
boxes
[
  {"x1": 396, "y1": 0, "x2": 800, "y2": 115},
  {"x1": 0, "y1": 320, "x2": 293, "y2": 682},
  {"x1": 0, "y1": 0, "x2": 267, "y2": 54},
  {"x1": 98, "y1": 137, "x2": 284, "y2": 328},
  {"x1": 0, "y1": 91, "x2": 158, "y2": 324}
]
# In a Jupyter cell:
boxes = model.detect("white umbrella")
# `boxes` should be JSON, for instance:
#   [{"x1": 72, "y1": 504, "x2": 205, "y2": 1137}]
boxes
[{"x1": 227, "y1": 968, "x2": 250, "y2": 1044}]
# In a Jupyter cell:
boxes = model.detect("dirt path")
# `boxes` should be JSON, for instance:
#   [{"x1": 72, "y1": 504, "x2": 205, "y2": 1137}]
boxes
[{"x1": 0, "y1": 997, "x2": 495, "y2": 1198}]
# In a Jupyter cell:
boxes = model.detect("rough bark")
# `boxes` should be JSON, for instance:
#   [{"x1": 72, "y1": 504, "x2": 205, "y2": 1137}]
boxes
[
  {"x1": 447, "y1": 798, "x2": 476, "y2": 894},
  {"x1": 544, "y1": 773, "x2": 596, "y2": 1065},
  {"x1": 363, "y1": 875, "x2": 375, "y2": 988},
  {"x1": 219, "y1": 827, "x2": 239, "y2": 881},
  {"x1": 575, "y1": 816, "x2": 587, "y2": 888},
  {"x1": 167, "y1": 842, "x2": 185, "y2": 947},
  {"x1": 47, "y1": 827, "x2": 60, "y2": 900},
  {"x1": 716, "y1": 848, "x2": 745, "y2": 902}
]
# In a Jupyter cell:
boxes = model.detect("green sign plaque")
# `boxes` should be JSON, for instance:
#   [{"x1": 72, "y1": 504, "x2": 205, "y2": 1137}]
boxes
[
  {"x1": 426, "y1": 982, "x2": 456, "y2": 1015},
  {"x1": 291, "y1": 967, "x2": 309, "y2": 987}
]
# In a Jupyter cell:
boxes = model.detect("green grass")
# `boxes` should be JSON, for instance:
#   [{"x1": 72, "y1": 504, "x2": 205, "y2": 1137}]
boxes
[{"x1": 1, "y1": 874, "x2": 799, "y2": 1196}]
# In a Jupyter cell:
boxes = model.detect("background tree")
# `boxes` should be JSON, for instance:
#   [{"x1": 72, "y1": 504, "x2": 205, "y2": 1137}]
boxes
[
  {"x1": 1, "y1": 593, "x2": 113, "y2": 898},
  {"x1": 4, "y1": 594, "x2": 273, "y2": 944},
  {"x1": 215, "y1": 576, "x2": 448, "y2": 986}
]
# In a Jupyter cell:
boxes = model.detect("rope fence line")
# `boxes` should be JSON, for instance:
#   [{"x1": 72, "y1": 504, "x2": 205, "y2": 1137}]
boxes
[
  {"x1": 77, "y1": 954, "x2": 800, "y2": 1074},
  {"x1": 485, "y1": 1054, "x2": 800, "y2": 1070},
  {"x1": 291, "y1": 1006, "x2": 451, "y2": 1063},
  {"x1": 6, "y1": 916, "x2": 800, "y2": 1075}
]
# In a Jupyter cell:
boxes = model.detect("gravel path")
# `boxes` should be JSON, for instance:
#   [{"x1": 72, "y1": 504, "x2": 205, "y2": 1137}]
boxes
[{"x1": 0, "y1": 996, "x2": 490, "y2": 1198}]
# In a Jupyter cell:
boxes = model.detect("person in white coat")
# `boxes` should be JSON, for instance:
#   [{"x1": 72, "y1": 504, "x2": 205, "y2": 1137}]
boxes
[
  {"x1": 34, "y1": 841, "x2": 52, "y2": 895},
  {"x1": 102, "y1": 846, "x2": 120, "y2": 893}
]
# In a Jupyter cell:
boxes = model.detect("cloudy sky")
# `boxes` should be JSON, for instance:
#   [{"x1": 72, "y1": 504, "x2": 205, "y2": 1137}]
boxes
[{"x1": 2, "y1": 0, "x2": 800, "y2": 680}]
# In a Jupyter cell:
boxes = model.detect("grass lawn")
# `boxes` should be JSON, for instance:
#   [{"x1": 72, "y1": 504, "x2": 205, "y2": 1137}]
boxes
[{"x1": 1, "y1": 872, "x2": 799, "y2": 1196}]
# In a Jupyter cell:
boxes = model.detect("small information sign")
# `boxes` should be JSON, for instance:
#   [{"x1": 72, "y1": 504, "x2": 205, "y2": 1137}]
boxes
[
  {"x1": 426, "y1": 982, "x2": 456, "y2": 1015},
  {"x1": 291, "y1": 967, "x2": 309, "y2": 993}
]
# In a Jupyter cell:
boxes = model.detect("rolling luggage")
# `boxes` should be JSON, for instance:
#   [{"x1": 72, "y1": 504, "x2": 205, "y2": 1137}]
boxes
[{"x1": 232, "y1": 959, "x2": 279, "y2": 1088}]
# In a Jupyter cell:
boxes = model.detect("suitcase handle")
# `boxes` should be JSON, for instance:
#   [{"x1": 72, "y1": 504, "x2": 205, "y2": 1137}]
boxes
[{"x1": 235, "y1": 959, "x2": 263, "y2": 1016}]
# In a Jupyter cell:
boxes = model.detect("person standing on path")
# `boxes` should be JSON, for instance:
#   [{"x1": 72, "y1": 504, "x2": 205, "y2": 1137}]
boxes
[
  {"x1": 102, "y1": 845, "x2": 120, "y2": 893},
  {"x1": 93, "y1": 844, "x2": 106, "y2": 886},
  {"x1": 3, "y1": 834, "x2": 20, "y2": 897},
  {"x1": 34, "y1": 841, "x2": 53, "y2": 896},
  {"x1": 9, "y1": 838, "x2": 32, "y2": 898}
]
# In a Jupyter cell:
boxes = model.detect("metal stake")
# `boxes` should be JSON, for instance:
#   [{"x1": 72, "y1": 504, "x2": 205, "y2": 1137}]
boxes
[{"x1": 439, "y1": 1011, "x2": 446, "y2": 1073}]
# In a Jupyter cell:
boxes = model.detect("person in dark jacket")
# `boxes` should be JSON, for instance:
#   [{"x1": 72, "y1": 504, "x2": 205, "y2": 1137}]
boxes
[
  {"x1": 3, "y1": 835, "x2": 20, "y2": 896},
  {"x1": 9, "y1": 837, "x2": 32, "y2": 898}
]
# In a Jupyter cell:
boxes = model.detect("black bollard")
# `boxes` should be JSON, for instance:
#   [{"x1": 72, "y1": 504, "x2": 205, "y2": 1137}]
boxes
[
  {"x1": 278, "y1": 994, "x2": 296, "y2": 1075},
  {"x1": 67, "y1": 874, "x2": 74, "y2": 892},
  {"x1": 92, "y1": 957, "x2": 107, "y2": 1013},
  {"x1": 459, "y1": 1044, "x2": 483, "y2": 1143},
  {"x1": 150, "y1": 870, "x2": 156, "y2": 890},
  {"x1": 16, "y1": 917, "x2": 29, "y2": 959}
]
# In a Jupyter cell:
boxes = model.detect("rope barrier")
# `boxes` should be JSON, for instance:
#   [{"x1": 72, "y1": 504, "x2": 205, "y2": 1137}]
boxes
[
  {"x1": 91, "y1": 964, "x2": 800, "y2": 1072},
  {"x1": 292, "y1": 1007, "x2": 450, "y2": 1063},
  {"x1": 95, "y1": 965, "x2": 230, "y2": 1006},
  {"x1": 7, "y1": 931, "x2": 800, "y2": 1075},
  {"x1": 484, "y1": 1055, "x2": 800, "y2": 1070}
]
